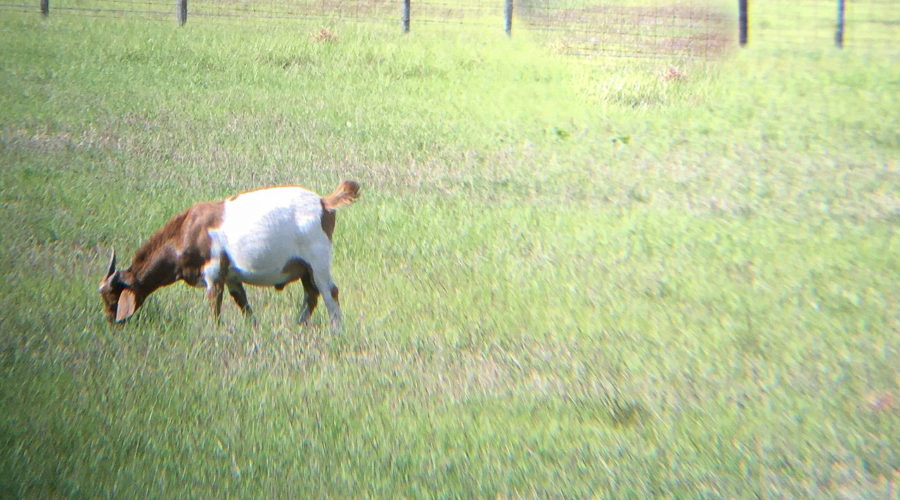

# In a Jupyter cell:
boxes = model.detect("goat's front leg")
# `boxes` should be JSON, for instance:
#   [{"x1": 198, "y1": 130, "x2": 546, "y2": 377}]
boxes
[
  {"x1": 227, "y1": 281, "x2": 253, "y2": 317},
  {"x1": 202, "y1": 257, "x2": 227, "y2": 322},
  {"x1": 207, "y1": 280, "x2": 224, "y2": 320}
]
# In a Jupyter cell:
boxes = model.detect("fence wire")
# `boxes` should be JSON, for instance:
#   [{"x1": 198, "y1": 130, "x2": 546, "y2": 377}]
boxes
[
  {"x1": 2, "y1": 0, "x2": 898, "y2": 58},
  {"x1": 521, "y1": 0, "x2": 733, "y2": 58},
  {"x1": 749, "y1": 0, "x2": 899, "y2": 50}
]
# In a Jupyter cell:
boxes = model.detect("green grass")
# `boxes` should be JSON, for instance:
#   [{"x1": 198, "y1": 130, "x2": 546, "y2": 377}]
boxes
[{"x1": 1, "y1": 5, "x2": 898, "y2": 498}]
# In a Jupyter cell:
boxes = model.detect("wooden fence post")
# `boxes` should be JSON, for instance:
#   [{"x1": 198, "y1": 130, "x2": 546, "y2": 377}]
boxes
[
  {"x1": 835, "y1": 0, "x2": 845, "y2": 48},
  {"x1": 40, "y1": 0, "x2": 48, "y2": 16},
  {"x1": 738, "y1": 0, "x2": 748, "y2": 46},
  {"x1": 402, "y1": 0, "x2": 410, "y2": 33},
  {"x1": 177, "y1": 0, "x2": 187, "y2": 26},
  {"x1": 504, "y1": 0, "x2": 513, "y2": 36}
]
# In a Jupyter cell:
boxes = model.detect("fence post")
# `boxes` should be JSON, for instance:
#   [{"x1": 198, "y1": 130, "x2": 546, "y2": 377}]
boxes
[
  {"x1": 738, "y1": 0, "x2": 748, "y2": 46},
  {"x1": 835, "y1": 0, "x2": 845, "y2": 48},
  {"x1": 504, "y1": 0, "x2": 513, "y2": 36},
  {"x1": 177, "y1": 0, "x2": 187, "y2": 26},
  {"x1": 40, "y1": 0, "x2": 48, "y2": 16},
  {"x1": 402, "y1": 0, "x2": 410, "y2": 33}
]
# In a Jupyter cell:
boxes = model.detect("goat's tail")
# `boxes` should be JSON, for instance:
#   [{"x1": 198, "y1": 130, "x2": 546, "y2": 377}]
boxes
[{"x1": 322, "y1": 180, "x2": 360, "y2": 210}]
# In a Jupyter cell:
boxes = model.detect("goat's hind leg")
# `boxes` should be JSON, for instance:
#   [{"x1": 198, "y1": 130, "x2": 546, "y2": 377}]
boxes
[
  {"x1": 297, "y1": 270, "x2": 320, "y2": 326},
  {"x1": 310, "y1": 266, "x2": 342, "y2": 331}
]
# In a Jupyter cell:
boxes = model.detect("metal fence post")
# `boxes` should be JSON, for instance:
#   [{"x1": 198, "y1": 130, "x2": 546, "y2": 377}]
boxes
[
  {"x1": 739, "y1": 0, "x2": 748, "y2": 46},
  {"x1": 40, "y1": 0, "x2": 48, "y2": 16},
  {"x1": 505, "y1": 0, "x2": 513, "y2": 36},
  {"x1": 402, "y1": 0, "x2": 410, "y2": 33},
  {"x1": 835, "y1": 0, "x2": 845, "y2": 48},
  {"x1": 177, "y1": 0, "x2": 187, "y2": 25}
]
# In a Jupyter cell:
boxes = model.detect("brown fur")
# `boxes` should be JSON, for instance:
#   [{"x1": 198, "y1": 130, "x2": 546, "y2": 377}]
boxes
[
  {"x1": 276, "y1": 257, "x2": 321, "y2": 324},
  {"x1": 321, "y1": 180, "x2": 360, "y2": 211},
  {"x1": 278, "y1": 257, "x2": 312, "y2": 291},
  {"x1": 298, "y1": 262, "x2": 320, "y2": 325},
  {"x1": 130, "y1": 201, "x2": 224, "y2": 292},
  {"x1": 99, "y1": 201, "x2": 224, "y2": 322},
  {"x1": 320, "y1": 206, "x2": 336, "y2": 241},
  {"x1": 320, "y1": 181, "x2": 358, "y2": 241},
  {"x1": 227, "y1": 281, "x2": 252, "y2": 316}
]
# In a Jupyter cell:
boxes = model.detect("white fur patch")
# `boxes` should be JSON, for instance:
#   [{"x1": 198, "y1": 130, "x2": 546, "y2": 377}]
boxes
[{"x1": 215, "y1": 186, "x2": 331, "y2": 287}]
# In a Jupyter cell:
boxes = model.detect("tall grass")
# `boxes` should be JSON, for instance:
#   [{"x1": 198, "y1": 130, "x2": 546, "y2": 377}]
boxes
[{"x1": 1, "y1": 8, "x2": 897, "y2": 498}]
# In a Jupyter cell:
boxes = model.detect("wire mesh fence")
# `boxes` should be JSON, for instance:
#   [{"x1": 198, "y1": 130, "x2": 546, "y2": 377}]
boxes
[
  {"x1": 521, "y1": 0, "x2": 733, "y2": 58},
  {"x1": 2, "y1": 0, "x2": 898, "y2": 58},
  {"x1": 748, "y1": 0, "x2": 898, "y2": 51}
]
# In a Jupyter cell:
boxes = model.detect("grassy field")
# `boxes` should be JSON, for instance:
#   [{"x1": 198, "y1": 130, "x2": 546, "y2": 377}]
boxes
[{"x1": 1, "y1": 5, "x2": 897, "y2": 498}]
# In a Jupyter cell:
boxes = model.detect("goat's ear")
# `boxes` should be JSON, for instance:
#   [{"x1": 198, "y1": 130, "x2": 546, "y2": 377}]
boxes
[
  {"x1": 115, "y1": 289, "x2": 137, "y2": 323},
  {"x1": 105, "y1": 249, "x2": 117, "y2": 278}
]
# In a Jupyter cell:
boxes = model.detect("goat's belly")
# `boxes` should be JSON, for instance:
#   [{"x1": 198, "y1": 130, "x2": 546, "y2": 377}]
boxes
[
  {"x1": 227, "y1": 251, "x2": 294, "y2": 286},
  {"x1": 232, "y1": 268, "x2": 292, "y2": 287},
  {"x1": 226, "y1": 247, "x2": 304, "y2": 287}
]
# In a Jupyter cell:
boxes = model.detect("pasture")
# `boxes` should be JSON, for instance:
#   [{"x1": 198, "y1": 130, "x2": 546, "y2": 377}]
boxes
[{"x1": 0, "y1": 5, "x2": 897, "y2": 498}]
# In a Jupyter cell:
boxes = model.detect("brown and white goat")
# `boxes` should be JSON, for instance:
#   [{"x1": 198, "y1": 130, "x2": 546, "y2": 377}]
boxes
[{"x1": 98, "y1": 181, "x2": 359, "y2": 330}]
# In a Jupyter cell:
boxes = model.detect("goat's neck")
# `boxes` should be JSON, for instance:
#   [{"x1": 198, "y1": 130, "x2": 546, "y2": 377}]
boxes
[{"x1": 127, "y1": 242, "x2": 180, "y2": 299}]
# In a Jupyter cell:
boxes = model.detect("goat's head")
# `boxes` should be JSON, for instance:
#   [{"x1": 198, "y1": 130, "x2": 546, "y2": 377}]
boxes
[{"x1": 98, "y1": 250, "x2": 139, "y2": 323}]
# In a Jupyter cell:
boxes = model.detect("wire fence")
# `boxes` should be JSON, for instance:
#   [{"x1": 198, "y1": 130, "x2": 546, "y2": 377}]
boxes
[
  {"x1": 522, "y1": 1, "x2": 733, "y2": 58},
  {"x1": 748, "y1": 0, "x2": 898, "y2": 51},
  {"x1": 3, "y1": 0, "x2": 898, "y2": 58}
]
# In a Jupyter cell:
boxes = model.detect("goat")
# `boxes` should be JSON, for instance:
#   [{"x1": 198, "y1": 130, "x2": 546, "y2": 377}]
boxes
[{"x1": 98, "y1": 180, "x2": 360, "y2": 330}]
